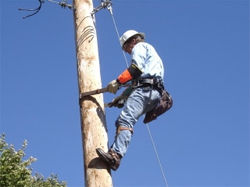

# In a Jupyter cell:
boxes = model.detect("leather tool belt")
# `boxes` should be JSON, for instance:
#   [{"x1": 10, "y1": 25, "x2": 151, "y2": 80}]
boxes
[{"x1": 131, "y1": 77, "x2": 173, "y2": 124}]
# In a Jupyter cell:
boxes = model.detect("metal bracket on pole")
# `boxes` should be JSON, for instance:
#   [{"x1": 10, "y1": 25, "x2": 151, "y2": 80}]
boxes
[
  {"x1": 47, "y1": 0, "x2": 73, "y2": 10},
  {"x1": 91, "y1": 0, "x2": 112, "y2": 16}
]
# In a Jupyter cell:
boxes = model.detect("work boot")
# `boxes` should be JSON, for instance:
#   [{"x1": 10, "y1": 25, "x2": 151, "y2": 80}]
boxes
[{"x1": 96, "y1": 148, "x2": 121, "y2": 171}]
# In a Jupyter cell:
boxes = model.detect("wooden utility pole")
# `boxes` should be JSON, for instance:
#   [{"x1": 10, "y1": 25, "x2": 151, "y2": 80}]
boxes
[{"x1": 73, "y1": 0, "x2": 113, "y2": 186}]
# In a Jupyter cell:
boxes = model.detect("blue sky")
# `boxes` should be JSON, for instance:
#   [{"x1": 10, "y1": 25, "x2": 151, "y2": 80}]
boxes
[{"x1": 1, "y1": 0, "x2": 249, "y2": 187}]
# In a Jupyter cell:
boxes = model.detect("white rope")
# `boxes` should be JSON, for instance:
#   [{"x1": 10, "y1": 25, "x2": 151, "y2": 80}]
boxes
[
  {"x1": 107, "y1": 5, "x2": 169, "y2": 187},
  {"x1": 108, "y1": 8, "x2": 129, "y2": 67},
  {"x1": 146, "y1": 124, "x2": 169, "y2": 187}
]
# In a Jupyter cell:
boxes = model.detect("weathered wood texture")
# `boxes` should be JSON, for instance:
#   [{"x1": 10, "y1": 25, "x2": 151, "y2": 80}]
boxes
[{"x1": 73, "y1": 0, "x2": 113, "y2": 186}]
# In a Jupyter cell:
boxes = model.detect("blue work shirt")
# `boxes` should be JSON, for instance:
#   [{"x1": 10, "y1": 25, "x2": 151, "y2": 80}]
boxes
[{"x1": 131, "y1": 42, "x2": 164, "y2": 80}]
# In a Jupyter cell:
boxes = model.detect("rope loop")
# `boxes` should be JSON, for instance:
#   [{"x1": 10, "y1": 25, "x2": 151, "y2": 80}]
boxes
[
  {"x1": 19, "y1": 0, "x2": 73, "y2": 19},
  {"x1": 18, "y1": 0, "x2": 44, "y2": 19}
]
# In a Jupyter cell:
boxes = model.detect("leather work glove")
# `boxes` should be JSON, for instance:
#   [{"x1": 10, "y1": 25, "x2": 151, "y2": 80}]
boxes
[
  {"x1": 106, "y1": 95, "x2": 126, "y2": 108},
  {"x1": 107, "y1": 79, "x2": 120, "y2": 94},
  {"x1": 106, "y1": 86, "x2": 134, "y2": 108}
]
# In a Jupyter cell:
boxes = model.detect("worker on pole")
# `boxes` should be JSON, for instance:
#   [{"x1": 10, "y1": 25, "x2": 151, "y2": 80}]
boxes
[{"x1": 96, "y1": 30, "x2": 166, "y2": 170}]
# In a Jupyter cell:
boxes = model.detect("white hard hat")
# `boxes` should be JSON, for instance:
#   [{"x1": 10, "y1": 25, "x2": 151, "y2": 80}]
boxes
[{"x1": 119, "y1": 30, "x2": 145, "y2": 47}]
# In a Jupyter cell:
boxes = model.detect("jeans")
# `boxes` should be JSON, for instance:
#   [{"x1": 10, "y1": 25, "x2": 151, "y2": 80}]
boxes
[{"x1": 111, "y1": 87, "x2": 161, "y2": 157}]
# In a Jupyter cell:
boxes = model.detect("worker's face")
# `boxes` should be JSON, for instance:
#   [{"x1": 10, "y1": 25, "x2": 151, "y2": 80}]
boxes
[{"x1": 123, "y1": 38, "x2": 136, "y2": 54}]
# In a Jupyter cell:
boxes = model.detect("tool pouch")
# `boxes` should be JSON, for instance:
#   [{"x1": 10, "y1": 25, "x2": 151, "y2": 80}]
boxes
[{"x1": 143, "y1": 90, "x2": 173, "y2": 123}]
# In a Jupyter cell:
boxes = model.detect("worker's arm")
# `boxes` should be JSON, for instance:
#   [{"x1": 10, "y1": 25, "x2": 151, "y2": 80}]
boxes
[
  {"x1": 107, "y1": 62, "x2": 142, "y2": 94},
  {"x1": 117, "y1": 63, "x2": 142, "y2": 84}
]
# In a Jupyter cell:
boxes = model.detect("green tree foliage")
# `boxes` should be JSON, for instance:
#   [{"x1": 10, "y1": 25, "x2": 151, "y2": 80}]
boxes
[{"x1": 0, "y1": 134, "x2": 66, "y2": 187}]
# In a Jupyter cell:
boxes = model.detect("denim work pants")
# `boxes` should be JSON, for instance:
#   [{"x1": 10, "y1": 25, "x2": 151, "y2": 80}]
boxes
[{"x1": 111, "y1": 87, "x2": 161, "y2": 157}]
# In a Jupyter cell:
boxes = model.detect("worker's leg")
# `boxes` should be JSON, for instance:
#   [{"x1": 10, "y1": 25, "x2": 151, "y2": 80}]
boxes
[
  {"x1": 96, "y1": 88, "x2": 160, "y2": 170},
  {"x1": 111, "y1": 88, "x2": 160, "y2": 157}
]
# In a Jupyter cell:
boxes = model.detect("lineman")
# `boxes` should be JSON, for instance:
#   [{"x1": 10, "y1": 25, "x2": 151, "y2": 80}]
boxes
[{"x1": 96, "y1": 30, "x2": 165, "y2": 170}]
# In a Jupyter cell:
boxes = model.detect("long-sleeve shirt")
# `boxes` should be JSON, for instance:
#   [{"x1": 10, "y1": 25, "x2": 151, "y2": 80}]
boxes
[{"x1": 131, "y1": 42, "x2": 164, "y2": 80}]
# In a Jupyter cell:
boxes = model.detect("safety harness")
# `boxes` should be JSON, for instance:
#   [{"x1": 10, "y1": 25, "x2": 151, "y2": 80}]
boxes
[{"x1": 132, "y1": 76, "x2": 165, "y2": 95}]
